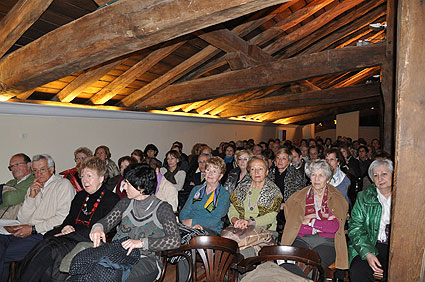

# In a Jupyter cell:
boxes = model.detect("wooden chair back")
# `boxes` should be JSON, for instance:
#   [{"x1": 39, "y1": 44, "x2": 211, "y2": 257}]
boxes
[
  {"x1": 159, "y1": 236, "x2": 242, "y2": 282},
  {"x1": 238, "y1": 245, "x2": 333, "y2": 282}
]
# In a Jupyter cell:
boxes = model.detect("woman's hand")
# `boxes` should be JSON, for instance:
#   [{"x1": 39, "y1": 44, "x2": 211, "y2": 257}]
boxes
[
  {"x1": 192, "y1": 224, "x2": 204, "y2": 230},
  {"x1": 365, "y1": 253, "x2": 383, "y2": 273},
  {"x1": 280, "y1": 203, "x2": 286, "y2": 210},
  {"x1": 89, "y1": 226, "x2": 106, "y2": 248},
  {"x1": 327, "y1": 215, "x2": 336, "y2": 220},
  {"x1": 234, "y1": 219, "x2": 250, "y2": 229},
  {"x1": 181, "y1": 219, "x2": 193, "y2": 227},
  {"x1": 302, "y1": 214, "x2": 316, "y2": 225},
  {"x1": 54, "y1": 225, "x2": 75, "y2": 237},
  {"x1": 122, "y1": 239, "x2": 143, "y2": 256}
]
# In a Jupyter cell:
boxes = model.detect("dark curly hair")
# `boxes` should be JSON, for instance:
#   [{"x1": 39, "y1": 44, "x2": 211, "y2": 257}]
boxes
[{"x1": 124, "y1": 163, "x2": 157, "y2": 195}]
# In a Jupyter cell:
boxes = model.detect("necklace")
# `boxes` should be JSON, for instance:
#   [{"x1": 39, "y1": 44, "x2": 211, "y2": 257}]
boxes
[
  {"x1": 247, "y1": 184, "x2": 259, "y2": 211},
  {"x1": 82, "y1": 190, "x2": 105, "y2": 215}
]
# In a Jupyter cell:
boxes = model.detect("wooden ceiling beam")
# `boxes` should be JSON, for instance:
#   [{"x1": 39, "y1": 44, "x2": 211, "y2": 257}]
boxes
[
  {"x1": 0, "y1": 0, "x2": 54, "y2": 59},
  {"x1": 332, "y1": 66, "x2": 380, "y2": 88},
  {"x1": 249, "y1": 97, "x2": 379, "y2": 122},
  {"x1": 275, "y1": 101, "x2": 378, "y2": 124},
  {"x1": 88, "y1": 41, "x2": 184, "y2": 105},
  {"x1": 220, "y1": 83, "x2": 380, "y2": 117},
  {"x1": 93, "y1": 0, "x2": 111, "y2": 6},
  {"x1": 198, "y1": 28, "x2": 273, "y2": 63},
  {"x1": 210, "y1": 86, "x2": 282, "y2": 116},
  {"x1": 53, "y1": 58, "x2": 125, "y2": 103},
  {"x1": 251, "y1": 0, "x2": 336, "y2": 47},
  {"x1": 119, "y1": 1, "x2": 287, "y2": 108},
  {"x1": 0, "y1": 0, "x2": 290, "y2": 95},
  {"x1": 136, "y1": 44, "x2": 385, "y2": 110},
  {"x1": 281, "y1": 0, "x2": 385, "y2": 59},
  {"x1": 264, "y1": 0, "x2": 365, "y2": 55},
  {"x1": 297, "y1": 4, "x2": 386, "y2": 56}
]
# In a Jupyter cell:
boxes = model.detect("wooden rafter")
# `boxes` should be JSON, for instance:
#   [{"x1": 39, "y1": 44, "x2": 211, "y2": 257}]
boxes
[
  {"x1": 246, "y1": 97, "x2": 379, "y2": 122},
  {"x1": 220, "y1": 83, "x2": 381, "y2": 118},
  {"x1": 89, "y1": 41, "x2": 184, "y2": 105},
  {"x1": 0, "y1": 0, "x2": 290, "y2": 95},
  {"x1": 0, "y1": 0, "x2": 54, "y2": 59},
  {"x1": 136, "y1": 44, "x2": 385, "y2": 110},
  {"x1": 264, "y1": 0, "x2": 366, "y2": 55},
  {"x1": 274, "y1": 101, "x2": 378, "y2": 124},
  {"x1": 53, "y1": 59, "x2": 126, "y2": 103}
]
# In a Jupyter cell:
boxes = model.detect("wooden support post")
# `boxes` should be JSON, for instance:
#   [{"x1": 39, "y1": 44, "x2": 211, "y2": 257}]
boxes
[
  {"x1": 380, "y1": 0, "x2": 397, "y2": 154},
  {"x1": 388, "y1": 1, "x2": 425, "y2": 282}
]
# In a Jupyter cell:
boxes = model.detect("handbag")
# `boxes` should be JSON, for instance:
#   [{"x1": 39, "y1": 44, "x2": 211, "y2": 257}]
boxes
[{"x1": 221, "y1": 225, "x2": 275, "y2": 254}]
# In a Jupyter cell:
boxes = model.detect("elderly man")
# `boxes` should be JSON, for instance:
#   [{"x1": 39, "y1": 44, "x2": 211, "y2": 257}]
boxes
[
  {"x1": 0, "y1": 154, "x2": 75, "y2": 282},
  {"x1": 0, "y1": 154, "x2": 34, "y2": 214}
]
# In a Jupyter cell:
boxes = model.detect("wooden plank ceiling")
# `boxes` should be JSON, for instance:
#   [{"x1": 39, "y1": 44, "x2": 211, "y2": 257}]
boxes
[{"x1": 0, "y1": 0, "x2": 387, "y2": 130}]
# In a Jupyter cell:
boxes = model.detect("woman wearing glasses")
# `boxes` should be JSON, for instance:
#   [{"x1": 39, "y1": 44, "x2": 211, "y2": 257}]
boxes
[
  {"x1": 179, "y1": 157, "x2": 230, "y2": 236},
  {"x1": 17, "y1": 157, "x2": 120, "y2": 282}
]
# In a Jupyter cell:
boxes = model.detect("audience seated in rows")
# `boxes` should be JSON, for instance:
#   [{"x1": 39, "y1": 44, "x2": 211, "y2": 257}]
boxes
[{"x1": 1, "y1": 136, "x2": 391, "y2": 281}]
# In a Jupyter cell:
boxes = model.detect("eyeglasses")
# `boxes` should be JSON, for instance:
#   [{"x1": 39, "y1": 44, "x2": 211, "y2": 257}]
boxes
[
  {"x1": 74, "y1": 157, "x2": 85, "y2": 162},
  {"x1": 8, "y1": 162, "x2": 25, "y2": 171},
  {"x1": 325, "y1": 158, "x2": 337, "y2": 162},
  {"x1": 205, "y1": 168, "x2": 220, "y2": 175}
]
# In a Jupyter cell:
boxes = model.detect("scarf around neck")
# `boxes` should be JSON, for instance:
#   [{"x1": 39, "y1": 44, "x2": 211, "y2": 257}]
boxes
[
  {"x1": 305, "y1": 186, "x2": 330, "y2": 220},
  {"x1": 192, "y1": 183, "x2": 221, "y2": 213},
  {"x1": 164, "y1": 167, "x2": 179, "y2": 184}
]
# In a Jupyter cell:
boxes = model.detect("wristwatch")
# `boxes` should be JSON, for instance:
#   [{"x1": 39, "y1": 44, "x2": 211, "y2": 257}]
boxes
[
  {"x1": 31, "y1": 225, "x2": 37, "y2": 234},
  {"x1": 249, "y1": 217, "x2": 256, "y2": 226}
]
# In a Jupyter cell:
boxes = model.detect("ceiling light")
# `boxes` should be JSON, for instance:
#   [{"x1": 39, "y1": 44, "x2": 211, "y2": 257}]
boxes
[{"x1": 369, "y1": 23, "x2": 387, "y2": 31}]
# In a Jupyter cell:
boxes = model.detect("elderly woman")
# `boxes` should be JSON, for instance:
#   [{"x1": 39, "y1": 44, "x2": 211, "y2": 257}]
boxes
[
  {"x1": 281, "y1": 159, "x2": 348, "y2": 270},
  {"x1": 228, "y1": 156, "x2": 282, "y2": 235},
  {"x1": 179, "y1": 157, "x2": 230, "y2": 236},
  {"x1": 160, "y1": 150, "x2": 186, "y2": 192},
  {"x1": 17, "y1": 157, "x2": 120, "y2": 282},
  {"x1": 89, "y1": 163, "x2": 180, "y2": 282},
  {"x1": 95, "y1": 145, "x2": 120, "y2": 181},
  {"x1": 60, "y1": 147, "x2": 93, "y2": 192},
  {"x1": 223, "y1": 149, "x2": 253, "y2": 194},
  {"x1": 269, "y1": 148, "x2": 306, "y2": 232},
  {"x1": 348, "y1": 159, "x2": 393, "y2": 282},
  {"x1": 325, "y1": 148, "x2": 351, "y2": 203}
]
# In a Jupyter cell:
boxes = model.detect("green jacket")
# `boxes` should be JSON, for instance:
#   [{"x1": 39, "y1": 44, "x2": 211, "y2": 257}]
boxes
[
  {"x1": 348, "y1": 184, "x2": 382, "y2": 265},
  {"x1": 0, "y1": 174, "x2": 35, "y2": 209}
]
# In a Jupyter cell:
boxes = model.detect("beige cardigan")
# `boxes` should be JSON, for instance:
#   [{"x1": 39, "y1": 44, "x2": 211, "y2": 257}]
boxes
[
  {"x1": 17, "y1": 175, "x2": 75, "y2": 234},
  {"x1": 156, "y1": 177, "x2": 178, "y2": 212}
]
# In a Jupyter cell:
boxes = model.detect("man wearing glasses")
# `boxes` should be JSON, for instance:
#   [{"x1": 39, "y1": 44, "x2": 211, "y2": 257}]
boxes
[{"x1": 0, "y1": 154, "x2": 34, "y2": 214}]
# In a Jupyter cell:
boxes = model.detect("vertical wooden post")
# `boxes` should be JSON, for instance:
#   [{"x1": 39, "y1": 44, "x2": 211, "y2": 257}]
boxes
[
  {"x1": 380, "y1": 0, "x2": 397, "y2": 154},
  {"x1": 389, "y1": 1, "x2": 425, "y2": 281}
]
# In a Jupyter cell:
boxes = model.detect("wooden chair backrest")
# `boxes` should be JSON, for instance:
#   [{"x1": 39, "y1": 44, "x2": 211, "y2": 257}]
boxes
[{"x1": 189, "y1": 236, "x2": 240, "y2": 282}]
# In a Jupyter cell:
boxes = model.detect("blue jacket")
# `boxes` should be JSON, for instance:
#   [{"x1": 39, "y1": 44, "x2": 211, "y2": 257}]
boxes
[{"x1": 179, "y1": 184, "x2": 230, "y2": 234}]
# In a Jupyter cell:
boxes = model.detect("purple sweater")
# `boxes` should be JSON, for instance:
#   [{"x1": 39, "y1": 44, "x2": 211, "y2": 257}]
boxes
[{"x1": 298, "y1": 211, "x2": 340, "y2": 238}]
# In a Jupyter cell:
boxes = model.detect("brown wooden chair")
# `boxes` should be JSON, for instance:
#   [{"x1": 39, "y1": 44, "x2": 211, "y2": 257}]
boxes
[
  {"x1": 238, "y1": 245, "x2": 333, "y2": 282},
  {"x1": 159, "y1": 235, "x2": 243, "y2": 282}
]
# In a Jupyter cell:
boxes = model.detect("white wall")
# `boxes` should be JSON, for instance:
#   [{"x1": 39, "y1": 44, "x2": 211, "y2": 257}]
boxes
[
  {"x1": 336, "y1": 111, "x2": 359, "y2": 140},
  {"x1": 0, "y1": 102, "x2": 277, "y2": 181}
]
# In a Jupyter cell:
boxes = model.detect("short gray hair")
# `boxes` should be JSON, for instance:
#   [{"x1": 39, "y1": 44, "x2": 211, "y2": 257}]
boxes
[
  {"x1": 33, "y1": 154, "x2": 55, "y2": 168},
  {"x1": 305, "y1": 159, "x2": 333, "y2": 180},
  {"x1": 74, "y1": 147, "x2": 93, "y2": 158},
  {"x1": 368, "y1": 159, "x2": 393, "y2": 180}
]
